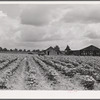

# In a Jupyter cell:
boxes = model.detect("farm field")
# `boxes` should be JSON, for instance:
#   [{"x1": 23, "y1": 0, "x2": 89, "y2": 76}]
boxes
[{"x1": 0, "y1": 53, "x2": 100, "y2": 90}]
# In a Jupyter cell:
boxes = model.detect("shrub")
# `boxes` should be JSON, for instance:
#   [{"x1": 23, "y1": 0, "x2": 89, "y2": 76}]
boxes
[{"x1": 80, "y1": 75, "x2": 95, "y2": 90}]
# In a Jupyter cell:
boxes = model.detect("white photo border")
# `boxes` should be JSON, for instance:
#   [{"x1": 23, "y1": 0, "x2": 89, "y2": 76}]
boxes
[{"x1": 0, "y1": 1, "x2": 99, "y2": 99}]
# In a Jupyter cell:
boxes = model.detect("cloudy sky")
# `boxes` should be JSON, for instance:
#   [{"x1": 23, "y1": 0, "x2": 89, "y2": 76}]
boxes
[{"x1": 0, "y1": 4, "x2": 100, "y2": 50}]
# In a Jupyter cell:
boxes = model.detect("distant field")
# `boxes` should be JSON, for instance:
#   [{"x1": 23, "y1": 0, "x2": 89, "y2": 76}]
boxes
[{"x1": 0, "y1": 53, "x2": 100, "y2": 90}]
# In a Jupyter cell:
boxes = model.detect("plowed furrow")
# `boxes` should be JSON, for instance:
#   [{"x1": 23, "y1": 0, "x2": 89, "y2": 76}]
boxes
[{"x1": 25, "y1": 57, "x2": 52, "y2": 90}]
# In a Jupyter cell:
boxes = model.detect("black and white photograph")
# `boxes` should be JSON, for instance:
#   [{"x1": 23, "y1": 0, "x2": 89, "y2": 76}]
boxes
[{"x1": 0, "y1": 2, "x2": 100, "y2": 91}]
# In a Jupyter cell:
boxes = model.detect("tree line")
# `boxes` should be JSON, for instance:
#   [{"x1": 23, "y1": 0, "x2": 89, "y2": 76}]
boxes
[
  {"x1": 0, "y1": 45, "x2": 71, "y2": 54},
  {"x1": 0, "y1": 47, "x2": 40, "y2": 53}
]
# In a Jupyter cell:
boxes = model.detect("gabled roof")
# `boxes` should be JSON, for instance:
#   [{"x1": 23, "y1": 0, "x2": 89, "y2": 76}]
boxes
[
  {"x1": 46, "y1": 46, "x2": 54, "y2": 50},
  {"x1": 80, "y1": 45, "x2": 100, "y2": 51},
  {"x1": 45, "y1": 46, "x2": 61, "y2": 54}
]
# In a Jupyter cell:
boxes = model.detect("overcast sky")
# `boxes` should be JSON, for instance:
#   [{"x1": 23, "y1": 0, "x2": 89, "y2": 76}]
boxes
[{"x1": 0, "y1": 4, "x2": 100, "y2": 50}]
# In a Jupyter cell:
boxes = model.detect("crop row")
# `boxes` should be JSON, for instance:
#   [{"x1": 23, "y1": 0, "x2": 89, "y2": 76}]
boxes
[
  {"x1": 33, "y1": 56, "x2": 60, "y2": 88},
  {"x1": 37, "y1": 55, "x2": 100, "y2": 89},
  {"x1": 0, "y1": 58, "x2": 24, "y2": 89},
  {"x1": 24, "y1": 57, "x2": 39, "y2": 90}
]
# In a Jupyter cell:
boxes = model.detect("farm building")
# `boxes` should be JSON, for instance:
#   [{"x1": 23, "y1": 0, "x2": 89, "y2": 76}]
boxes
[
  {"x1": 40, "y1": 46, "x2": 61, "y2": 55},
  {"x1": 45, "y1": 46, "x2": 61, "y2": 55},
  {"x1": 65, "y1": 45, "x2": 100, "y2": 56}
]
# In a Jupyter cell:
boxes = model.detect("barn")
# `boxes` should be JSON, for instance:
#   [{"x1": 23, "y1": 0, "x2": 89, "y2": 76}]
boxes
[
  {"x1": 45, "y1": 47, "x2": 58, "y2": 55},
  {"x1": 80, "y1": 45, "x2": 100, "y2": 56},
  {"x1": 44, "y1": 46, "x2": 61, "y2": 55},
  {"x1": 66, "y1": 45, "x2": 100, "y2": 56}
]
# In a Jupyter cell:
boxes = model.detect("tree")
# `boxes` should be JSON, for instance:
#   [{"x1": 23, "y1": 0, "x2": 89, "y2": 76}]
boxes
[
  {"x1": 54, "y1": 45, "x2": 60, "y2": 51},
  {"x1": 3, "y1": 48, "x2": 8, "y2": 51},
  {"x1": 0, "y1": 47, "x2": 2, "y2": 51},
  {"x1": 19, "y1": 49, "x2": 22, "y2": 52},
  {"x1": 54, "y1": 45, "x2": 60, "y2": 55},
  {"x1": 10, "y1": 49, "x2": 13, "y2": 52},
  {"x1": 65, "y1": 45, "x2": 71, "y2": 51},
  {"x1": 14, "y1": 48, "x2": 18, "y2": 52},
  {"x1": 32, "y1": 50, "x2": 36, "y2": 52},
  {"x1": 27, "y1": 50, "x2": 30, "y2": 52},
  {"x1": 65, "y1": 45, "x2": 71, "y2": 55},
  {"x1": 35, "y1": 49, "x2": 40, "y2": 53},
  {"x1": 23, "y1": 49, "x2": 26, "y2": 52}
]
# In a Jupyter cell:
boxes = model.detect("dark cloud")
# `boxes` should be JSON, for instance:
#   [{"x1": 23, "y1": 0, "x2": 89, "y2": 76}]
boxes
[
  {"x1": 20, "y1": 4, "x2": 100, "y2": 28},
  {"x1": 20, "y1": 5, "x2": 57, "y2": 26},
  {"x1": 86, "y1": 32, "x2": 100, "y2": 39},
  {"x1": 62, "y1": 5, "x2": 100, "y2": 23}
]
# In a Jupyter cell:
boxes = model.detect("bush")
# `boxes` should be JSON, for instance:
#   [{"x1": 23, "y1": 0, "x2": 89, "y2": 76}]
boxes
[
  {"x1": 80, "y1": 75, "x2": 95, "y2": 90},
  {"x1": 92, "y1": 73, "x2": 100, "y2": 82}
]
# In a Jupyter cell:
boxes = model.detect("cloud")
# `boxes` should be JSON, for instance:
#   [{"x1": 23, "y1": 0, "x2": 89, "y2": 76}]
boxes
[
  {"x1": 0, "y1": 4, "x2": 21, "y2": 18},
  {"x1": 16, "y1": 25, "x2": 47, "y2": 42},
  {"x1": 84, "y1": 23, "x2": 100, "y2": 39},
  {"x1": 1, "y1": 4, "x2": 100, "y2": 50},
  {"x1": 0, "y1": 11, "x2": 7, "y2": 17},
  {"x1": 16, "y1": 4, "x2": 100, "y2": 50},
  {"x1": 19, "y1": 4, "x2": 100, "y2": 49},
  {"x1": 16, "y1": 24, "x2": 64, "y2": 42},
  {"x1": 20, "y1": 5, "x2": 70, "y2": 26},
  {"x1": 86, "y1": 32, "x2": 100, "y2": 39},
  {"x1": 20, "y1": 5, "x2": 54, "y2": 26},
  {"x1": 20, "y1": 4, "x2": 100, "y2": 27},
  {"x1": 0, "y1": 10, "x2": 20, "y2": 49},
  {"x1": 62, "y1": 5, "x2": 100, "y2": 23},
  {"x1": 16, "y1": 22, "x2": 88, "y2": 45}
]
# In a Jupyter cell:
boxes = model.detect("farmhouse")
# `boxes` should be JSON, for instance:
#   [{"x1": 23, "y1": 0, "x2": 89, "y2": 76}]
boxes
[{"x1": 65, "y1": 45, "x2": 100, "y2": 56}]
